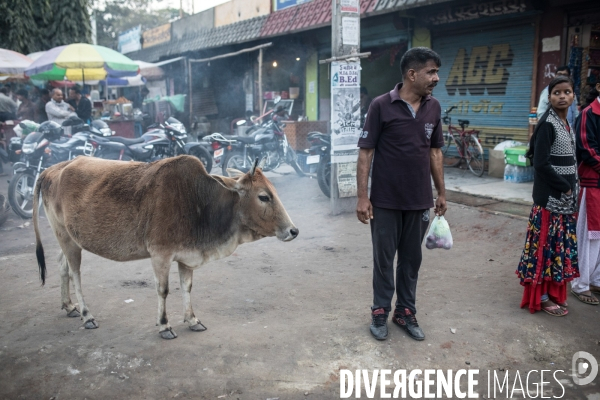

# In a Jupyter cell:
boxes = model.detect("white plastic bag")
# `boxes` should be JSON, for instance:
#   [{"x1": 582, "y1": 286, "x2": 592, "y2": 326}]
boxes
[{"x1": 425, "y1": 216, "x2": 453, "y2": 250}]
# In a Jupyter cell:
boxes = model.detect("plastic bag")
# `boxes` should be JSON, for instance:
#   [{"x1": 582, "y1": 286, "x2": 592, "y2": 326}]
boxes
[
  {"x1": 425, "y1": 216, "x2": 453, "y2": 250},
  {"x1": 15, "y1": 120, "x2": 39, "y2": 138},
  {"x1": 493, "y1": 140, "x2": 525, "y2": 151}
]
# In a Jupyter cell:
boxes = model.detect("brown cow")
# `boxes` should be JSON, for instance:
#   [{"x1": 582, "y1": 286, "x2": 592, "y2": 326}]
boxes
[{"x1": 33, "y1": 155, "x2": 298, "y2": 339}]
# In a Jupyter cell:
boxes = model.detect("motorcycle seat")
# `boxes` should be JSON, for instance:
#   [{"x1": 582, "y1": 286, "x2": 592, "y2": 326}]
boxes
[
  {"x1": 225, "y1": 135, "x2": 255, "y2": 144},
  {"x1": 100, "y1": 141, "x2": 126, "y2": 151},
  {"x1": 108, "y1": 136, "x2": 144, "y2": 145}
]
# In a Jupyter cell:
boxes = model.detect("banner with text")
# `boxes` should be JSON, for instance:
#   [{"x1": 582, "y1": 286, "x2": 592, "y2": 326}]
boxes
[{"x1": 330, "y1": 61, "x2": 361, "y2": 197}]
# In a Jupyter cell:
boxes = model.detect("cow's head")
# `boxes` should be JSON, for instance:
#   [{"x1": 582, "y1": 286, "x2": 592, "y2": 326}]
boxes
[{"x1": 211, "y1": 163, "x2": 298, "y2": 242}]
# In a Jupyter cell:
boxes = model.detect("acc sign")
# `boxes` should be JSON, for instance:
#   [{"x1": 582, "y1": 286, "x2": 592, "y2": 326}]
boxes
[{"x1": 446, "y1": 44, "x2": 514, "y2": 96}]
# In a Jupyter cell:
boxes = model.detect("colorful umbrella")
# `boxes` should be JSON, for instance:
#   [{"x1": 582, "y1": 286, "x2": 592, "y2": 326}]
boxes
[
  {"x1": 25, "y1": 43, "x2": 139, "y2": 82},
  {"x1": 0, "y1": 48, "x2": 33, "y2": 77}
]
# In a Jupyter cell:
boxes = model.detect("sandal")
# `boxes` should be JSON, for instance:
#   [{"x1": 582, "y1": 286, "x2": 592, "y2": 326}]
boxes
[
  {"x1": 571, "y1": 290, "x2": 599, "y2": 305},
  {"x1": 541, "y1": 301, "x2": 568, "y2": 317},
  {"x1": 555, "y1": 301, "x2": 568, "y2": 310}
]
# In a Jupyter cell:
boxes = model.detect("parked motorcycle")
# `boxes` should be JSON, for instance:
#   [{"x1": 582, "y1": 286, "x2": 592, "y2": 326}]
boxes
[
  {"x1": 8, "y1": 118, "x2": 113, "y2": 218},
  {"x1": 220, "y1": 106, "x2": 304, "y2": 177},
  {"x1": 306, "y1": 132, "x2": 331, "y2": 197},
  {"x1": 87, "y1": 117, "x2": 213, "y2": 172},
  {"x1": 8, "y1": 121, "x2": 70, "y2": 218}
]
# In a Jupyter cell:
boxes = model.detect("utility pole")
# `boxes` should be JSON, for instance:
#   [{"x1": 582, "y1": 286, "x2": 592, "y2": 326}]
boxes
[{"x1": 321, "y1": 0, "x2": 369, "y2": 214}]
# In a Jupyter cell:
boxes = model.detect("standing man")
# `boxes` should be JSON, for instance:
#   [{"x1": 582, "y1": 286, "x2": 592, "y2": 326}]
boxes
[
  {"x1": 0, "y1": 86, "x2": 17, "y2": 122},
  {"x1": 537, "y1": 66, "x2": 579, "y2": 126},
  {"x1": 34, "y1": 89, "x2": 50, "y2": 123},
  {"x1": 46, "y1": 88, "x2": 77, "y2": 125},
  {"x1": 68, "y1": 87, "x2": 92, "y2": 123},
  {"x1": 356, "y1": 47, "x2": 447, "y2": 341},
  {"x1": 16, "y1": 89, "x2": 35, "y2": 121}
]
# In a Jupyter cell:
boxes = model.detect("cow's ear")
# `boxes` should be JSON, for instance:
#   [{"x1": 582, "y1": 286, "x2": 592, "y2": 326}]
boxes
[
  {"x1": 211, "y1": 175, "x2": 241, "y2": 192},
  {"x1": 226, "y1": 168, "x2": 245, "y2": 179}
]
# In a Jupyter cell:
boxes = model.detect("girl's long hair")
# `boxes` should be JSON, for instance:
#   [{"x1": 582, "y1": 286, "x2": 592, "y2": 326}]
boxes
[{"x1": 526, "y1": 75, "x2": 575, "y2": 160}]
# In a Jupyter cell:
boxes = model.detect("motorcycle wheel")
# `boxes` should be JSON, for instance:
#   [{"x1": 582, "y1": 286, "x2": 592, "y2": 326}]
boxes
[
  {"x1": 8, "y1": 171, "x2": 36, "y2": 219},
  {"x1": 286, "y1": 146, "x2": 306, "y2": 177},
  {"x1": 222, "y1": 151, "x2": 253, "y2": 176},
  {"x1": 317, "y1": 155, "x2": 331, "y2": 198},
  {"x1": 189, "y1": 146, "x2": 213, "y2": 173}
]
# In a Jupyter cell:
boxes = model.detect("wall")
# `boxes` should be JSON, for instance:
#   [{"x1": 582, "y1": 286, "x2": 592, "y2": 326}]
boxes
[
  {"x1": 535, "y1": 8, "x2": 564, "y2": 107},
  {"x1": 172, "y1": 9, "x2": 214, "y2": 39},
  {"x1": 305, "y1": 52, "x2": 318, "y2": 121},
  {"x1": 215, "y1": 0, "x2": 271, "y2": 28},
  {"x1": 412, "y1": 26, "x2": 431, "y2": 48}
]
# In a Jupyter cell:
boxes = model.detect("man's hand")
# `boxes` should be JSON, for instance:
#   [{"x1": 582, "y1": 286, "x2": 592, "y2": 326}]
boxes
[
  {"x1": 357, "y1": 197, "x2": 373, "y2": 224},
  {"x1": 356, "y1": 148, "x2": 375, "y2": 224},
  {"x1": 434, "y1": 195, "x2": 447, "y2": 216}
]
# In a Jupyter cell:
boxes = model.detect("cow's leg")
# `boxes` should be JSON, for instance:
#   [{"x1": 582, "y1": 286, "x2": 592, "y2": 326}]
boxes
[
  {"x1": 59, "y1": 252, "x2": 80, "y2": 318},
  {"x1": 61, "y1": 241, "x2": 98, "y2": 329},
  {"x1": 178, "y1": 262, "x2": 206, "y2": 332},
  {"x1": 151, "y1": 256, "x2": 177, "y2": 339}
]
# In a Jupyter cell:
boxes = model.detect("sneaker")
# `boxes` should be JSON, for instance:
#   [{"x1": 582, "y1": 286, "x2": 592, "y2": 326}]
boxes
[
  {"x1": 370, "y1": 308, "x2": 388, "y2": 340},
  {"x1": 392, "y1": 308, "x2": 425, "y2": 341}
]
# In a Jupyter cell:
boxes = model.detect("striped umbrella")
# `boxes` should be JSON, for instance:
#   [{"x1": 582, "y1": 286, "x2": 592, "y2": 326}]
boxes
[
  {"x1": 25, "y1": 43, "x2": 139, "y2": 82},
  {"x1": 0, "y1": 48, "x2": 33, "y2": 77}
]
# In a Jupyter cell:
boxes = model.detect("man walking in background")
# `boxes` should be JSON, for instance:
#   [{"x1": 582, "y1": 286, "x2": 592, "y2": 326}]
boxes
[
  {"x1": 34, "y1": 89, "x2": 50, "y2": 123},
  {"x1": 537, "y1": 66, "x2": 579, "y2": 126},
  {"x1": 356, "y1": 47, "x2": 447, "y2": 341},
  {"x1": 68, "y1": 87, "x2": 92, "y2": 123}
]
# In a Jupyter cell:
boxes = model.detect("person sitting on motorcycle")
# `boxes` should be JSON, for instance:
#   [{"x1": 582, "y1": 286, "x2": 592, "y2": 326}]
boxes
[{"x1": 46, "y1": 89, "x2": 77, "y2": 125}]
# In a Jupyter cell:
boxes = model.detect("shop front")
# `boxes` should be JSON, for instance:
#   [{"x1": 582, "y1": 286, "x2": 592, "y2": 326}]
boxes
[
  {"x1": 426, "y1": 1, "x2": 538, "y2": 153},
  {"x1": 565, "y1": 5, "x2": 600, "y2": 107}
]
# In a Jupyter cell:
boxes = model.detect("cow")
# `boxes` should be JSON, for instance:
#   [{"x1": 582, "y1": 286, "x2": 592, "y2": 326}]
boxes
[{"x1": 33, "y1": 155, "x2": 298, "y2": 339}]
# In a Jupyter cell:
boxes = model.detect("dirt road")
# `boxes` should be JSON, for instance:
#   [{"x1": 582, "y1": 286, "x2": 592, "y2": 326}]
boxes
[{"x1": 0, "y1": 169, "x2": 598, "y2": 399}]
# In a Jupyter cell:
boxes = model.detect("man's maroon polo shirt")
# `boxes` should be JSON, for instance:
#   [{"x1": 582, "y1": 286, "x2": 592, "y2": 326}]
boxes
[{"x1": 357, "y1": 82, "x2": 444, "y2": 210}]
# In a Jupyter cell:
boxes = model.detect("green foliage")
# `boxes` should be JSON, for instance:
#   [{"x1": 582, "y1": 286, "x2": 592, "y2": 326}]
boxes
[
  {"x1": 95, "y1": 0, "x2": 183, "y2": 50},
  {"x1": 0, "y1": 0, "x2": 91, "y2": 54}
]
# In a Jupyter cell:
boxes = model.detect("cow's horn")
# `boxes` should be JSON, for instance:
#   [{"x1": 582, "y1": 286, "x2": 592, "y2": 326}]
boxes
[{"x1": 250, "y1": 157, "x2": 259, "y2": 176}]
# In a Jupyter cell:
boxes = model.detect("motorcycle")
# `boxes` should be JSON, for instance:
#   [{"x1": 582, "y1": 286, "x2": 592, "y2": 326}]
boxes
[
  {"x1": 87, "y1": 117, "x2": 212, "y2": 172},
  {"x1": 305, "y1": 132, "x2": 331, "y2": 198},
  {"x1": 220, "y1": 106, "x2": 304, "y2": 177},
  {"x1": 8, "y1": 121, "x2": 84, "y2": 218}
]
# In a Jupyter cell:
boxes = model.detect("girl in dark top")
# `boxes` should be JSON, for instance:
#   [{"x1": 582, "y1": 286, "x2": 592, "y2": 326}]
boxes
[{"x1": 516, "y1": 76, "x2": 580, "y2": 316}]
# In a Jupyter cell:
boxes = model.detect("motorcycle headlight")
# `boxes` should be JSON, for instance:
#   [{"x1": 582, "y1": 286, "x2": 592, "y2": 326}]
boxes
[
  {"x1": 101, "y1": 128, "x2": 113, "y2": 136},
  {"x1": 170, "y1": 123, "x2": 186, "y2": 134},
  {"x1": 22, "y1": 143, "x2": 36, "y2": 154}
]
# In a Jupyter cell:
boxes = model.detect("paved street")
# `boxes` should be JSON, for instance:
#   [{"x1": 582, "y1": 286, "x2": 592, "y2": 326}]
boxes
[{"x1": 0, "y1": 164, "x2": 599, "y2": 399}]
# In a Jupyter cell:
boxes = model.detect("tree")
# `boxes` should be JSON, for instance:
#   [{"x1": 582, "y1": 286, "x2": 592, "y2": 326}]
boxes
[
  {"x1": 94, "y1": 0, "x2": 182, "y2": 50},
  {"x1": 0, "y1": 0, "x2": 91, "y2": 54}
]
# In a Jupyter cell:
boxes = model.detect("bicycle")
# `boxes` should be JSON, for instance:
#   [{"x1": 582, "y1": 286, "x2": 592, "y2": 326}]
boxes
[{"x1": 441, "y1": 106, "x2": 485, "y2": 177}]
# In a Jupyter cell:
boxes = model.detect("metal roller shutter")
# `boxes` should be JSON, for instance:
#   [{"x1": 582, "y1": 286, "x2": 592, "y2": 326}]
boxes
[{"x1": 432, "y1": 24, "x2": 535, "y2": 150}]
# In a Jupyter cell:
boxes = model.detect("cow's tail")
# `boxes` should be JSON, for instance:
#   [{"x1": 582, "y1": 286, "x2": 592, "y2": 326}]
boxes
[{"x1": 33, "y1": 173, "x2": 46, "y2": 286}]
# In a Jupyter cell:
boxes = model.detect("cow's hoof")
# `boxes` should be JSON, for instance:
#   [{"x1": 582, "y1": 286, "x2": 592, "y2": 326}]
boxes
[
  {"x1": 84, "y1": 319, "x2": 98, "y2": 329},
  {"x1": 189, "y1": 322, "x2": 207, "y2": 332},
  {"x1": 159, "y1": 328, "x2": 178, "y2": 340},
  {"x1": 67, "y1": 308, "x2": 80, "y2": 318}
]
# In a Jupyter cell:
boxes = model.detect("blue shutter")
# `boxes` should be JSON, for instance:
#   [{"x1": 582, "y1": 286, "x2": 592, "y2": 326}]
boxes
[{"x1": 433, "y1": 24, "x2": 535, "y2": 149}]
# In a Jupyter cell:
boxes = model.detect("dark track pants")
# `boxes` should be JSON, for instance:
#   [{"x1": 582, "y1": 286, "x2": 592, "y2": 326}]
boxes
[{"x1": 370, "y1": 206, "x2": 430, "y2": 315}]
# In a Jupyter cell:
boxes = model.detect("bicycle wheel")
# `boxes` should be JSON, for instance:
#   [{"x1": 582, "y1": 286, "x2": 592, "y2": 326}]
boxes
[
  {"x1": 466, "y1": 136, "x2": 485, "y2": 176},
  {"x1": 441, "y1": 131, "x2": 453, "y2": 155},
  {"x1": 444, "y1": 135, "x2": 462, "y2": 168}
]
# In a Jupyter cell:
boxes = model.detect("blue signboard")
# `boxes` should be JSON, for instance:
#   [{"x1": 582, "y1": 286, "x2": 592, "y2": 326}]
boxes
[
  {"x1": 118, "y1": 25, "x2": 142, "y2": 54},
  {"x1": 273, "y1": 0, "x2": 312, "y2": 11}
]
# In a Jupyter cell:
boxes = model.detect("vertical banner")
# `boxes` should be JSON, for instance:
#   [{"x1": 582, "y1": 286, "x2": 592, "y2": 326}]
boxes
[{"x1": 331, "y1": 61, "x2": 361, "y2": 198}]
